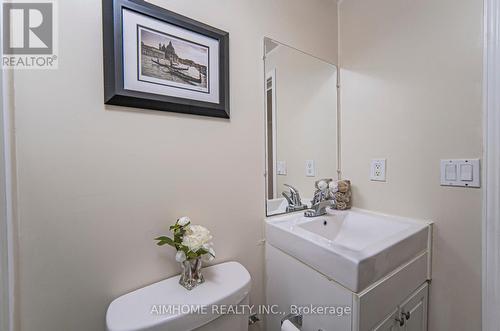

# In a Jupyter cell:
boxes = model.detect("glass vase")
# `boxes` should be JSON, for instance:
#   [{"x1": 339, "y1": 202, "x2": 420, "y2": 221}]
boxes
[{"x1": 179, "y1": 257, "x2": 204, "y2": 290}]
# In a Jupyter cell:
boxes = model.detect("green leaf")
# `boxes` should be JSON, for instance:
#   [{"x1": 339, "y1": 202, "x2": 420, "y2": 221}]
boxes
[
  {"x1": 197, "y1": 248, "x2": 208, "y2": 255},
  {"x1": 154, "y1": 236, "x2": 176, "y2": 247}
]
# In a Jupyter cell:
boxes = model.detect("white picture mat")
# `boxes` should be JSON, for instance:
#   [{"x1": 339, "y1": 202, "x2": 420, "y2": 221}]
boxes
[{"x1": 122, "y1": 9, "x2": 220, "y2": 104}]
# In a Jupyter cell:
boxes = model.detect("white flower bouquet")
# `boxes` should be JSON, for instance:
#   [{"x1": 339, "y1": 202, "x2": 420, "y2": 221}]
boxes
[
  {"x1": 155, "y1": 216, "x2": 216, "y2": 263},
  {"x1": 155, "y1": 217, "x2": 215, "y2": 289}
]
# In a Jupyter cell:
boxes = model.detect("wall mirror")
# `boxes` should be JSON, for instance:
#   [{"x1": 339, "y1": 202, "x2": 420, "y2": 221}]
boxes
[{"x1": 264, "y1": 37, "x2": 338, "y2": 216}]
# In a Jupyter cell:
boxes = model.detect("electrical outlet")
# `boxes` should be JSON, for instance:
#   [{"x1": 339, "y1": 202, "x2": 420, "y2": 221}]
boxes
[
  {"x1": 305, "y1": 160, "x2": 315, "y2": 177},
  {"x1": 370, "y1": 159, "x2": 386, "y2": 181}
]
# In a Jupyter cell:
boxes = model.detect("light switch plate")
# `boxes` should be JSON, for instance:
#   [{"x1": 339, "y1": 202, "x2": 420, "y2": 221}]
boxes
[
  {"x1": 277, "y1": 161, "x2": 287, "y2": 175},
  {"x1": 305, "y1": 160, "x2": 315, "y2": 177},
  {"x1": 370, "y1": 159, "x2": 386, "y2": 181},
  {"x1": 440, "y1": 159, "x2": 480, "y2": 188}
]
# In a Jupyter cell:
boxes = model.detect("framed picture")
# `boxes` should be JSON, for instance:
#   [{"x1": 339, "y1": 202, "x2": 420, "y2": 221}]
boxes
[{"x1": 102, "y1": 0, "x2": 230, "y2": 118}]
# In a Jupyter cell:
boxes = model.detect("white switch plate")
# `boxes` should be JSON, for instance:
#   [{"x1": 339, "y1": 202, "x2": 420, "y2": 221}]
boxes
[
  {"x1": 370, "y1": 159, "x2": 386, "y2": 182},
  {"x1": 277, "y1": 161, "x2": 287, "y2": 175},
  {"x1": 440, "y1": 159, "x2": 480, "y2": 188},
  {"x1": 305, "y1": 160, "x2": 315, "y2": 177}
]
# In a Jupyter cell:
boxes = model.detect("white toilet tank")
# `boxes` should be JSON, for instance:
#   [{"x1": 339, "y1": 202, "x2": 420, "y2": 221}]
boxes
[{"x1": 106, "y1": 262, "x2": 251, "y2": 331}]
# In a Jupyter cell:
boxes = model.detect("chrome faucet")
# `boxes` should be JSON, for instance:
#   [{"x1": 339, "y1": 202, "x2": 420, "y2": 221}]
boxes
[
  {"x1": 304, "y1": 178, "x2": 335, "y2": 217},
  {"x1": 304, "y1": 199, "x2": 334, "y2": 217},
  {"x1": 282, "y1": 184, "x2": 307, "y2": 212}
]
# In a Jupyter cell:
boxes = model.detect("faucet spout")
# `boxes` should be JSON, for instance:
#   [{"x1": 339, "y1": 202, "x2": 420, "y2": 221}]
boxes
[
  {"x1": 304, "y1": 178, "x2": 335, "y2": 217},
  {"x1": 304, "y1": 199, "x2": 333, "y2": 217}
]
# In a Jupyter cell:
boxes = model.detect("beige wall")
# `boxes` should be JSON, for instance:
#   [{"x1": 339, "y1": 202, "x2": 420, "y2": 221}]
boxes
[
  {"x1": 265, "y1": 44, "x2": 337, "y2": 200},
  {"x1": 11, "y1": 0, "x2": 337, "y2": 330},
  {"x1": 339, "y1": 0, "x2": 483, "y2": 330}
]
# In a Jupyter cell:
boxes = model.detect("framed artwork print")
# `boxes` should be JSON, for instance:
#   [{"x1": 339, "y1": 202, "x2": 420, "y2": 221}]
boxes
[{"x1": 102, "y1": 0, "x2": 230, "y2": 118}]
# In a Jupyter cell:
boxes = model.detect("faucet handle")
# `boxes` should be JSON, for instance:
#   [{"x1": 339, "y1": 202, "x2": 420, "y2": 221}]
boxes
[
  {"x1": 283, "y1": 183, "x2": 298, "y2": 192},
  {"x1": 282, "y1": 191, "x2": 294, "y2": 205},
  {"x1": 282, "y1": 184, "x2": 307, "y2": 212},
  {"x1": 283, "y1": 184, "x2": 302, "y2": 204}
]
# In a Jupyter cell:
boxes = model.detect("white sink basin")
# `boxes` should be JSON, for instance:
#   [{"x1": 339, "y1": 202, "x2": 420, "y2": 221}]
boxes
[
  {"x1": 265, "y1": 208, "x2": 431, "y2": 293},
  {"x1": 266, "y1": 198, "x2": 289, "y2": 215}
]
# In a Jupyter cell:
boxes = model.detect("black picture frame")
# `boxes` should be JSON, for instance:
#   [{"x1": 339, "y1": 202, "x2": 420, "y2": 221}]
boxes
[{"x1": 102, "y1": 0, "x2": 230, "y2": 118}]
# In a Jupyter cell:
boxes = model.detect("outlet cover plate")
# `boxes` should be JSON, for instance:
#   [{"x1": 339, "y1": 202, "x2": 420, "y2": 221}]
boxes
[
  {"x1": 370, "y1": 159, "x2": 386, "y2": 182},
  {"x1": 305, "y1": 160, "x2": 315, "y2": 177}
]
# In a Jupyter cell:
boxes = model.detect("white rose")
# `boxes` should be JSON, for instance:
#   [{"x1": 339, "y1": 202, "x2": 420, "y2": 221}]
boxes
[
  {"x1": 177, "y1": 216, "x2": 191, "y2": 226},
  {"x1": 182, "y1": 225, "x2": 213, "y2": 252},
  {"x1": 182, "y1": 235, "x2": 202, "y2": 252},
  {"x1": 175, "y1": 250, "x2": 186, "y2": 262}
]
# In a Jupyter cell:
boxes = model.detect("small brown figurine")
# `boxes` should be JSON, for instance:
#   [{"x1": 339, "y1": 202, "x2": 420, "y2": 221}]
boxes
[{"x1": 332, "y1": 180, "x2": 352, "y2": 210}]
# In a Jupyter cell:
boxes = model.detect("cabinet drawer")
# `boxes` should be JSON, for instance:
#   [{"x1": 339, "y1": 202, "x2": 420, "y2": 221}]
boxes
[{"x1": 356, "y1": 252, "x2": 428, "y2": 331}]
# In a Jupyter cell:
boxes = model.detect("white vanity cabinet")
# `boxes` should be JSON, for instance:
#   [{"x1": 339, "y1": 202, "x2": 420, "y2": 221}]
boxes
[
  {"x1": 265, "y1": 242, "x2": 431, "y2": 331},
  {"x1": 264, "y1": 209, "x2": 433, "y2": 331},
  {"x1": 399, "y1": 284, "x2": 428, "y2": 331},
  {"x1": 372, "y1": 309, "x2": 399, "y2": 331},
  {"x1": 371, "y1": 284, "x2": 428, "y2": 331}
]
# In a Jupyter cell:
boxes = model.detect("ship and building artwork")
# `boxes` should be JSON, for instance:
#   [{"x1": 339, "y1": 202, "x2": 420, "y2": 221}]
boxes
[{"x1": 139, "y1": 27, "x2": 209, "y2": 93}]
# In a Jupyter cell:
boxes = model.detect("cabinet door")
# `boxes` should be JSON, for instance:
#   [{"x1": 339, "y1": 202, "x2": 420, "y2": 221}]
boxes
[
  {"x1": 399, "y1": 283, "x2": 428, "y2": 331},
  {"x1": 372, "y1": 309, "x2": 399, "y2": 331}
]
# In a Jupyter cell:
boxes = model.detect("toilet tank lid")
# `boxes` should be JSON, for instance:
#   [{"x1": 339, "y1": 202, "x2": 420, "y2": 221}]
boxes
[{"x1": 106, "y1": 261, "x2": 251, "y2": 331}]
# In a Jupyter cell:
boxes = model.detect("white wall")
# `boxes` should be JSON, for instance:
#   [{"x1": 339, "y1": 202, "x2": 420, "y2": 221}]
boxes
[
  {"x1": 11, "y1": 0, "x2": 338, "y2": 330},
  {"x1": 265, "y1": 45, "x2": 337, "y2": 199},
  {"x1": 339, "y1": 0, "x2": 483, "y2": 330},
  {"x1": 0, "y1": 63, "x2": 9, "y2": 331}
]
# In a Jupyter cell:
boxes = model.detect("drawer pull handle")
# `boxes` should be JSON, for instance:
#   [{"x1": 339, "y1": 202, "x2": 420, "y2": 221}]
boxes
[
  {"x1": 403, "y1": 311, "x2": 411, "y2": 320},
  {"x1": 395, "y1": 317, "x2": 405, "y2": 327}
]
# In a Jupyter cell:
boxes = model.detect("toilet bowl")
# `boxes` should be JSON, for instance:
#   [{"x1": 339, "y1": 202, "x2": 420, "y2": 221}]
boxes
[{"x1": 106, "y1": 261, "x2": 251, "y2": 331}]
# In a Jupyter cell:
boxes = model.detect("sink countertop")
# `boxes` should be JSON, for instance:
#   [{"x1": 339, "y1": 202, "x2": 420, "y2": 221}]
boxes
[{"x1": 265, "y1": 208, "x2": 432, "y2": 293}]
